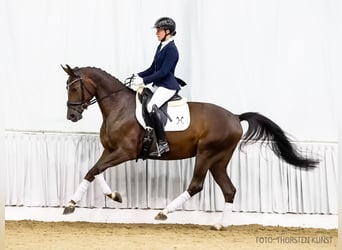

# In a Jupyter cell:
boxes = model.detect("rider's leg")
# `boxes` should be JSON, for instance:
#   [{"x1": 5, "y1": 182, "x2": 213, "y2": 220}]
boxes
[
  {"x1": 149, "y1": 104, "x2": 170, "y2": 156},
  {"x1": 147, "y1": 87, "x2": 176, "y2": 157},
  {"x1": 146, "y1": 86, "x2": 176, "y2": 113},
  {"x1": 139, "y1": 86, "x2": 156, "y2": 159}
]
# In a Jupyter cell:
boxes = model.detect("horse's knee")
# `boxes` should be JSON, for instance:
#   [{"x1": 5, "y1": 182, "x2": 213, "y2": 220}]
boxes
[
  {"x1": 85, "y1": 168, "x2": 101, "y2": 182},
  {"x1": 84, "y1": 174, "x2": 95, "y2": 182},
  {"x1": 187, "y1": 182, "x2": 204, "y2": 196}
]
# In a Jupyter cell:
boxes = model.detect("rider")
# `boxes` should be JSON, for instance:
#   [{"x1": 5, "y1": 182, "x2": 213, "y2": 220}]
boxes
[{"x1": 131, "y1": 17, "x2": 180, "y2": 157}]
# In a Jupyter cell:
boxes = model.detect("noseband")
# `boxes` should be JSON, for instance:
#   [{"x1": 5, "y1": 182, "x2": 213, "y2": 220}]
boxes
[{"x1": 66, "y1": 77, "x2": 97, "y2": 114}]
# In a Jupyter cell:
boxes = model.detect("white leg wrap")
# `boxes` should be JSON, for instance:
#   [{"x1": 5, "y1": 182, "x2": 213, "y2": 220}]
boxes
[
  {"x1": 165, "y1": 191, "x2": 191, "y2": 213},
  {"x1": 95, "y1": 173, "x2": 112, "y2": 195},
  {"x1": 71, "y1": 179, "x2": 90, "y2": 203},
  {"x1": 220, "y1": 202, "x2": 233, "y2": 227}
]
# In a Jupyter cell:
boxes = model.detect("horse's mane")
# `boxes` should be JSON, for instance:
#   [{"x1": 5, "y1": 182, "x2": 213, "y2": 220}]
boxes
[
  {"x1": 78, "y1": 66, "x2": 135, "y2": 93},
  {"x1": 81, "y1": 66, "x2": 122, "y2": 83}
]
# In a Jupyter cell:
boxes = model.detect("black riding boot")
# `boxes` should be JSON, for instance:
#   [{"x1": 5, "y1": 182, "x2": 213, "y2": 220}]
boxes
[
  {"x1": 138, "y1": 126, "x2": 154, "y2": 160},
  {"x1": 149, "y1": 105, "x2": 169, "y2": 157},
  {"x1": 138, "y1": 89, "x2": 155, "y2": 160}
]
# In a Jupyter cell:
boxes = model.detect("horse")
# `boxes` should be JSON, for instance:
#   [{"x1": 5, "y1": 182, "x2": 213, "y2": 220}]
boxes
[{"x1": 61, "y1": 64, "x2": 318, "y2": 230}]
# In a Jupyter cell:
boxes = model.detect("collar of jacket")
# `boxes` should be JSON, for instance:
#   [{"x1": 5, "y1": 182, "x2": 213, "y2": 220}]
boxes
[{"x1": 160, "y1": 37, "x2": 174, "y2": 51}]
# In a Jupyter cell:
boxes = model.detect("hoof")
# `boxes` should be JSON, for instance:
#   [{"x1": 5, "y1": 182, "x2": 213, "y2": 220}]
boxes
[
  {"x1": 63, "y1": 206, "x2": 75, "y2": 215},
  {"x1": 113, "y1": 192, "x2": 122, "y2": 203},
  {"x1": 107, "y1": 192, "x2": 122, "y2": 203},
  {"x1": 154, "y1": 211, "x2": 168, "y2": 221},
  {"x1": 210, "y1": 224, "x2": 224, "y2": 231}
]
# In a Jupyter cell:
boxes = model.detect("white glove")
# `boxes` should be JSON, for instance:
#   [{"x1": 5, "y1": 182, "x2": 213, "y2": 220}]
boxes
[
  {"x1": 132, "y1": 75, "x2": 144, "y2": 85},
  {"x1": 128, "y1": 74, "x2": 144, "y2": 91}
]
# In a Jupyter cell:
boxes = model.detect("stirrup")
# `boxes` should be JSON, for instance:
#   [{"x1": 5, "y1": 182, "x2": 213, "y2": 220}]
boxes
[{"x1": 149, "y1": 141, "x2": 170, "y2": 157}]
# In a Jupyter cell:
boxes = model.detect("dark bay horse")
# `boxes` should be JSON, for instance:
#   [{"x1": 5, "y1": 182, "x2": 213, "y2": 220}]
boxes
[{"x1": 61, "y1": 65, "x2": 318, "y2": 228}]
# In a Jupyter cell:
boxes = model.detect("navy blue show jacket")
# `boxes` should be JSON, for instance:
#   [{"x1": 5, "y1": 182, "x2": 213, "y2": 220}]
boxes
[{"x1": 138, "y1": 40, "x2": 180, "y2": 91}]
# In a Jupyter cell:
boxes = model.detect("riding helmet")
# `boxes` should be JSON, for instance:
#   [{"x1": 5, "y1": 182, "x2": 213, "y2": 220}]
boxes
[{"x1": 153, "y1": 17, "x2": 176, "y2": 36}]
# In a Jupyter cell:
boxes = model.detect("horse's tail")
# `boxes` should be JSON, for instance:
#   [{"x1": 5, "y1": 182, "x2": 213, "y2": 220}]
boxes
[{"x1": 238, "y1": 112, "x2": 318, "y2": 169}]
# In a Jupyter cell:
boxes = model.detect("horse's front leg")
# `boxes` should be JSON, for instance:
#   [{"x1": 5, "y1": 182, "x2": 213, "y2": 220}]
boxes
[{"x1": 63, "y1": 149, "x2": 129, "y2": 215}]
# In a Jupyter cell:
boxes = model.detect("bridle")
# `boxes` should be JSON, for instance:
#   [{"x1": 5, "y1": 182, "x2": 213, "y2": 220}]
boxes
[
  {"x1": 66, "y1": 77, "x2": 97, "y2": 114},
  {"x1": 66, "y1": 75, "x2": 130, "y2": 114}
]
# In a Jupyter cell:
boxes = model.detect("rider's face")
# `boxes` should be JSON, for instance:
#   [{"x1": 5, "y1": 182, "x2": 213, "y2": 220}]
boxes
[{"x1": 156, "y1": 28, "x2": 169, "y2": 41}]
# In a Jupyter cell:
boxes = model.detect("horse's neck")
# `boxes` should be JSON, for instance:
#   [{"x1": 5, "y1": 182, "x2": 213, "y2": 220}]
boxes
[{"x1": 92, "y1": 73, "x2": 135, "y2": 118}]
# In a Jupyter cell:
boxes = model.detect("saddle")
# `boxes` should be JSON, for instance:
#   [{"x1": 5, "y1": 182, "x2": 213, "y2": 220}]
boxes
[{"x1": 138, "y1": 88, "x2": 182, "y2": 127}]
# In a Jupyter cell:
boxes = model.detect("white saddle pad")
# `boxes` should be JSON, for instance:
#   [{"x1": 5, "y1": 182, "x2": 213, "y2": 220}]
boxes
[{"x1": 135, "y1": 93, "x2": 190, "y2": 131}]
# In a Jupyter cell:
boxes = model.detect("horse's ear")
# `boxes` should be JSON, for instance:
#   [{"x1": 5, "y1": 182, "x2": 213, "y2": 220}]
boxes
[{"x1": 61, "y1": 64, "x2": 76, "y2": 77}]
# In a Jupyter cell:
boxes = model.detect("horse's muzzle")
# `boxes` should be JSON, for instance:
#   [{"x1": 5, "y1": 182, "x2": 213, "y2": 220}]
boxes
[{"x1": 67, "y1": 109, "x2": 83, "y2": 122}]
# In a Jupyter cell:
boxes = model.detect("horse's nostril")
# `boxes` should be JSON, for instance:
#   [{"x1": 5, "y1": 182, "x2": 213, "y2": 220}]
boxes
[{"x1": 67, "y1": 113, "x2": 75, "y2": 120}]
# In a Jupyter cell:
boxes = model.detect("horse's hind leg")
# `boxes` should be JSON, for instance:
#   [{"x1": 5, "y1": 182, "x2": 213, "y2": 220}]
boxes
[
  {"x1": 155, "y1": 153, "x2": 211, "y2": 220},
  {"x1": 209, "y1": 150, "x2": 237, "y2": 229}
]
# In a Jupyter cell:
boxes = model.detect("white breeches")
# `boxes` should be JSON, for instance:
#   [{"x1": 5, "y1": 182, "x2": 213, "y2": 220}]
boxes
[{"x1": 145, "y1": 84, "x2": 177, "y2": 113}]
